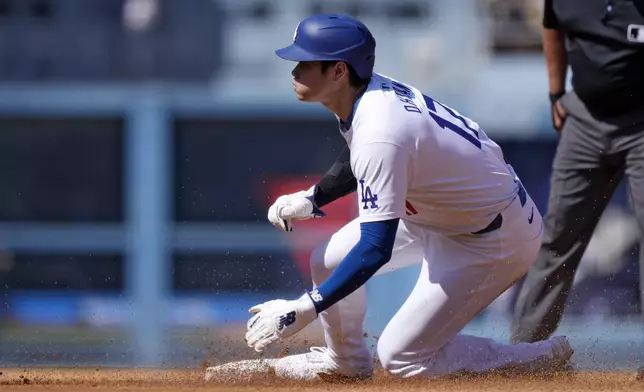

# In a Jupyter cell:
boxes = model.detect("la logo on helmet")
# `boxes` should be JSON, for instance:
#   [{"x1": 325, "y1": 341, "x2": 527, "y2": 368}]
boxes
[{"x1": 293, "y1": 22, "x2": 300, "y2": 42}]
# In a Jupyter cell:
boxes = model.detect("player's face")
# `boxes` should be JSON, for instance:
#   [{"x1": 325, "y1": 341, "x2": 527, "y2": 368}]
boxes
[{"x1": 290, "y1": 61, "x2": 340, "y2": 102}]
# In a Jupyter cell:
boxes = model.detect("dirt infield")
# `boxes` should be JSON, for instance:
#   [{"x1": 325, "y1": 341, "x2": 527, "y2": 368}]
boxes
[{"x1": 1, "y1": 368, "x2": 644, "y2": 392}]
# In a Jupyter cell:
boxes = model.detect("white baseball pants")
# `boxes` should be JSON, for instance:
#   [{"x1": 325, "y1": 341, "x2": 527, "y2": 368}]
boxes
[{"x1": 310, "y1": 193, "x2": 551, "y2": 378}]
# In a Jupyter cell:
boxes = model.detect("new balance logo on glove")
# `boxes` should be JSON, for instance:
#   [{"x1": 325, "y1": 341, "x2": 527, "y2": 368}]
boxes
[{"x1": 278, "y1": 311, "x2": 296, "y2": 331}]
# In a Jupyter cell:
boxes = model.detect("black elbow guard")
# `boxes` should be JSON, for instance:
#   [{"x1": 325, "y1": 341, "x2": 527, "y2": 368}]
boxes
[{"x1": 314, "y1": 147, "x2": 357, "y2": 208}]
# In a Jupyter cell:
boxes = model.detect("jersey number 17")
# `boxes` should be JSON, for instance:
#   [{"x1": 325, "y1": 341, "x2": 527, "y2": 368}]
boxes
[{"x1": 423, "y1": 95, "x2": 481, "y2": 149}]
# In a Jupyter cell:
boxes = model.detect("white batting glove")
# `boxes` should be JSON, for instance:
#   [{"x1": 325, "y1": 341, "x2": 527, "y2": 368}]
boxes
[
  {"x1": 245, "y1": 293, "x2": 318, "y2": 352},
  {"x1": 267, "y1": 185, "x2": 326, "y2": 232}
]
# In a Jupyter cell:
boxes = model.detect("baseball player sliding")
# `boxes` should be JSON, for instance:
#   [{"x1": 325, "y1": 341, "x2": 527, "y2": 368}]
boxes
[{"x1": 206, "y1": 14, "x2": 573, "y2": 382}]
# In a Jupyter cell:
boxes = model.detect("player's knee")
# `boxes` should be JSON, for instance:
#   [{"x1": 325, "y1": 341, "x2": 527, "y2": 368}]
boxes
[
  {"x1": 376, "y1": 343, "x2": 396, "y2": 373},
  {"x1": 376, "y1": 332, "x2": 421, "y2": 376},
  {"x1": 376, "y1": 341, "x2": 407, "y2": 376},
  {"x1": 309, "y1": 233, "x2": 356, "y2": 285},
  {"x1": 309, "y1": 240, "x2": 333, "y2": 285},
  {"x1": 376, "y1": 332, "x2": 439, "y2": 377}
]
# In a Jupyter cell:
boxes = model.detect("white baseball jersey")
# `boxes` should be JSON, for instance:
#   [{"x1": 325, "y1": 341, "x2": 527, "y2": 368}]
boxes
[{"x1": 337, "y1": 73, "x2": 520, "y2": 236}]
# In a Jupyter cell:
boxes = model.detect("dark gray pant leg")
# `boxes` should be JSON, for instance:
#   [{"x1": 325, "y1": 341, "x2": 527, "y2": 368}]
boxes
[
  {"x1": 511, "y1": 92, "x2": 624, "y2": 344},
  {"x1": 622, "y1": 125, "x2": 644, "y2": 318}
]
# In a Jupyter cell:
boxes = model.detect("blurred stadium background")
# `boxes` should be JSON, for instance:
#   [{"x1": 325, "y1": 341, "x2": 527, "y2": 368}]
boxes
[{"x1": 0, "y1": 0, "x2": 642, "y2": 372}]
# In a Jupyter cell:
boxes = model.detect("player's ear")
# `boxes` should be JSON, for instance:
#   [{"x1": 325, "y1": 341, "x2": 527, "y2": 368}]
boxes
[{"x1": 335, "y1": 62, "x2": 349, "y2": 82}]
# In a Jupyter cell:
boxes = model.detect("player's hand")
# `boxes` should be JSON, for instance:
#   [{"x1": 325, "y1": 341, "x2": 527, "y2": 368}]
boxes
[
  {"x1": 549, "y1": 92, "x2": 568, "y2": 134},
  {"x1": 267, "y1": 185, "x2": 326, "y2": 232},
  {"x1": 245, "y1": 293, "x2": 318, "y2": 353}
]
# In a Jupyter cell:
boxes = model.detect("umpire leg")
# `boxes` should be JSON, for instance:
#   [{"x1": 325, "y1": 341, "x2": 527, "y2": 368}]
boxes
[
  {"x1": 511, "y1": 91, "x2": 624, "y2": 344},
  {"x1": 622, "y1": 122, "x2": 644, "y2": 317}
]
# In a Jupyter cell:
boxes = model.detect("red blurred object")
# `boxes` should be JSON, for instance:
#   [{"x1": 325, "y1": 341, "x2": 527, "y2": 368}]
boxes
[{"x1": 257, "y1": 175, "x2": 356, "y2": 280}]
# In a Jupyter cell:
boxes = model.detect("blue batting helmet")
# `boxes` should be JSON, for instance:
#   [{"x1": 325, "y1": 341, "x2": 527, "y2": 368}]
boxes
[{"x1": 275, "y1": 14, "x2": 376, "y2": 79}]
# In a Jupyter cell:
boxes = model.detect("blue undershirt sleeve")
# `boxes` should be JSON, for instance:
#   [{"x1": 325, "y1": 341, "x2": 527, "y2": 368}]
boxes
[{"x1": 308, "y1": 218, "x2": 399, "y2": 314}]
